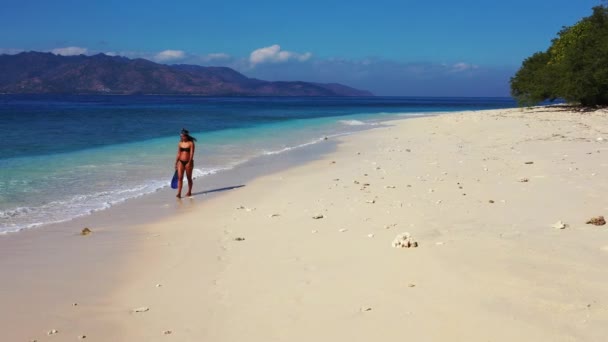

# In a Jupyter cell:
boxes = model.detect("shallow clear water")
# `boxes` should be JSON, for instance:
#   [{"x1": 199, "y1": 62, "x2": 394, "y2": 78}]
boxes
[{"x1": 0, "y1": 95, "x2": 518, "y2": 233}]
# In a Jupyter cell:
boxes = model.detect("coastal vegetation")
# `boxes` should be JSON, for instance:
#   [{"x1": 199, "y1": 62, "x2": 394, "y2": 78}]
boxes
[{"x1": 510, "y1": 4, "x2": 608, "y2": 107}]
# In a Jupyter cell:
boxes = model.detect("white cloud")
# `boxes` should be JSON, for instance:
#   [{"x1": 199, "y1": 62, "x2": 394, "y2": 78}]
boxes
[
  {"x1": 249, "y1": 44, "x2": 312, "y2": 67},
  {"x1": 155, "y1": 50, "x2": 186, "y2": 62},
  {"x1": 52, "y1": 46, "x2": 88, "y2": 56}
]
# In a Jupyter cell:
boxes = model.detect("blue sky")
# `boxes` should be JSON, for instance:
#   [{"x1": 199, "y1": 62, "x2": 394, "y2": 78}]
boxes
[{"x1": 0, "y1": 0, "x2": 602, "y2": 96}]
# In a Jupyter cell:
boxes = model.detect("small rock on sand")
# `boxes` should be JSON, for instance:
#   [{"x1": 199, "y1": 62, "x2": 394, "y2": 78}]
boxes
[
  {"x1": 234, "y1": 237, "x2": 246, "y2": 241},
  {"x1": 312, "y1": 214, "x2": 324, "y2": 219},
  {"x1": 78, "y1": 335, "x2": 87, "y2": 339},
  {"x1": 47, "y1": 329, "x2": 59, "y2": 335},
  {"x1": 519, "y1": 178, "x2": 529, "y2": 182},
  {"x1": 163, "y1": 330, "x2": 173, "y2": 335},
  {"x1": 80, "y1": 227, "x2": 92, "y2": 236},
  {"x1": 586, "y1": 216, "x2": 606, "y2": 226},
  {"x1": 524, "y1": 161, "x2": 534, "y2": 164},
  {"x1": 132, "y1": 307, "x2": 150, "y2": 313}
]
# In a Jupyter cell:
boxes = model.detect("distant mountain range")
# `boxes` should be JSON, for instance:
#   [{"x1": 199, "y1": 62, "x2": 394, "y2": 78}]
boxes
[{"x1": 0, "y1": 52, "x2": 372, "y2": 96}]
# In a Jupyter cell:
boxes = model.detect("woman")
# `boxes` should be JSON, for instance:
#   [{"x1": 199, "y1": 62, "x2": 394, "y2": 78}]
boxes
[{"x1": 175, "y1": 128, "x2": 196, "y2": 198}]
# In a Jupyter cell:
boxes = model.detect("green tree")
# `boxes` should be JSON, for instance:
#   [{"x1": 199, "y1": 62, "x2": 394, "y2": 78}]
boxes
[
  {"x1": 511, "y1": 5, "x2": 608, "y2": 107},
  {"x1": 510, "y1": 51, "x2": 558, "y2": 106}
]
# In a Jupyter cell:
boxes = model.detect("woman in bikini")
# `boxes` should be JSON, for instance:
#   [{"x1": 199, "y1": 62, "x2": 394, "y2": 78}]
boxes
[{"x1": 175, "y1": 128, "x2": 196, "y2": 198}]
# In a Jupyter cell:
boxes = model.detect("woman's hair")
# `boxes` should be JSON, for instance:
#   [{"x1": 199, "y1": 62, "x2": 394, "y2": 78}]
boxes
[{"x1": 181, "y1": 128, "x2": 197, "y2": 142}]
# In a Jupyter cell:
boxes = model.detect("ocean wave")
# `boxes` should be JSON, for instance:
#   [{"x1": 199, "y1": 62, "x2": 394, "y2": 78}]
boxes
[
  {"x1": 339, "y1": 119, "x2": 367, "y2": 126},
  {"x1": 262, "y1": 139, "x2": 322, "y2": 156},
  {"x1": 395, "y1": 112, "x2": 444, "y2": 117},
  {"x1": 0, "y1": 181, "x2": 164, "y2": 234},
  {"x1": 0, "y1": 166, "x2": 237, "y2": 234}
]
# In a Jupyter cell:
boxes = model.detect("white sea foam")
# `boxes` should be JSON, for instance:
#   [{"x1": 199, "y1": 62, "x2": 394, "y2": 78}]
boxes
[
  {"x1": 261, "y1": 132, "x2": 358, "y2": 156},
  {"x1": 339, "y1": 119, "x2": 367, "y2": 126},
  {"x1": 0, "y1": 166, "x2": 237, "y2": 234},
  {"x1": 395, "y1": 111, "x2": 444, "y2": 117},
  {"x1": 262, "y1": 140, "x2": 322, "y2": 156},
  {"x1": 0, "y1": 180, "x2": 166, "y2": 234}
]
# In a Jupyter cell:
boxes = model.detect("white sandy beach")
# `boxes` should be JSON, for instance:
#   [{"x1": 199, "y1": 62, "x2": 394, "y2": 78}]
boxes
[{"x1": 1, "y1": 106, "x2": 608, "y2": 341}]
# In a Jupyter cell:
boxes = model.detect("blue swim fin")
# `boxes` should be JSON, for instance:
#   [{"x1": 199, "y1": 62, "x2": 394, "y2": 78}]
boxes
[{"x1": 171, "y1": 170, "x2": 179, "y2": 189}]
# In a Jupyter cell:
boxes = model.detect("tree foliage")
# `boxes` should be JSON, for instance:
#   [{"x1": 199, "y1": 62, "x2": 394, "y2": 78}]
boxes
[{"x1": 510, "y1": 5, "x2": 608, "y2": 106}]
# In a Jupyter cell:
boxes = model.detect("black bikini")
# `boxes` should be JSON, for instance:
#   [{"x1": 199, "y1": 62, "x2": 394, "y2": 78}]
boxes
[{"x1": 178, "y1": 145, "x2": 192, "y2": 166}]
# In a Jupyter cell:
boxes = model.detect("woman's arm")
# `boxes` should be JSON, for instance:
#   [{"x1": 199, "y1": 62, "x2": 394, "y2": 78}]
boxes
[
  {"x1": 189, "y1": 142, "x2": 195, "y2": 164},
  {"x1": 175, "y1": 145, "x2": 180, "y2": 169}
]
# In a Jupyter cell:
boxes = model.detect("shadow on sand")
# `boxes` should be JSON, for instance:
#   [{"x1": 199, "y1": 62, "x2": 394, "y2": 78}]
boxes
[{"x1": 191, "y1": 185, "x2": 246, "y2": 197}]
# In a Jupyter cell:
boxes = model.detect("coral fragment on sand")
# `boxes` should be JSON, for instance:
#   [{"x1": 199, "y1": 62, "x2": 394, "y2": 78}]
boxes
[
  {"x1": 586, "y1": 216, "x2": 606, "y2": 226},
  {"x1": 552, "y1": 221, "x2": 568, "y2": 229},
  {"x1": 392, "y1": 232, "x2": 418, "y2": 248}
]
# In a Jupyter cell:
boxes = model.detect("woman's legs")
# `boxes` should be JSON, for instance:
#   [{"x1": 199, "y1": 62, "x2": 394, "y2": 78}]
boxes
[
  {"x1": 176, "y1": 162, "x2": 185, "y2": 198},
  {"x1": 185, "y1": 162, "x2": 194, "y2": 197}
]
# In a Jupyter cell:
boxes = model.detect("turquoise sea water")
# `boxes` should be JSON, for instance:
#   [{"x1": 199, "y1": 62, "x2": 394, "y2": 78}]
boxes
[{"x1": 0, "y1": 95, "x2": 518, "y2": 233}]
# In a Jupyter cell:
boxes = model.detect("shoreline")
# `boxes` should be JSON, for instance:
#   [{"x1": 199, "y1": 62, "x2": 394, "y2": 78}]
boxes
[
  {"x1": 0, "y1": 134, "x2": 342, "y2": 236},
  {"x1": 2, "y1": 106, "x2": 608, "y2": 341}
]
